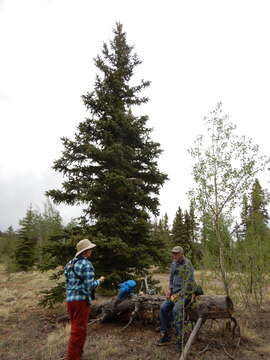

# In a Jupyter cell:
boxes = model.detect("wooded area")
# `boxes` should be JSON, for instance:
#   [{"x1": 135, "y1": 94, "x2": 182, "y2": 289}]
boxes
[{"x1": 0, "y1": 22, "x2": 270, "y2": 360}]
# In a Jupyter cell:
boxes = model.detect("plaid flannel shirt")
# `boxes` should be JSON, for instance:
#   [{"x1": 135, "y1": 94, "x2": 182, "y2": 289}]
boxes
[
  {"x1": 64, "y1": 256, "x2": 100, "y2": 303},
  {"x1": 169, "y1": 257, "x2": 195, "y2": 296}
]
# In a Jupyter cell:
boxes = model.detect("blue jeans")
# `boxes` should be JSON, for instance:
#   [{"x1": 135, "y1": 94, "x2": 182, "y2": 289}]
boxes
[{"x1": 160, "y1": 297, "x2": 191, "y2": 337}]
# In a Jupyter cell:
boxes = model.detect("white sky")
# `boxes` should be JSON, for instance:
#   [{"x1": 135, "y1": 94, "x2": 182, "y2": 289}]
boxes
[{"x1": 1, "y1": 0, "x2": 270, "y2": 230}]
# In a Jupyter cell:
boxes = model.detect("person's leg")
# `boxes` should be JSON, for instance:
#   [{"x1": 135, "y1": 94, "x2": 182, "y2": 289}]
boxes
[
  {"x1": 67, "y1": 302, "x2": 78, "y2": 360},
  {"x1": 157, "y1": 299, "x2": 175, "y2": 345},
  {"x1": 173, "y1": 300, "x2": 184, "y2": 338},
  {"x1": 160, "y1": 299, "x2": 174, "y2": 335},
  {"x1": 173, "y1": 296, "x2": 191, "y2": 352},
  {"x1": 79, "y1": 302, "x2": 91, "y2": 357},
  {"x1": 66, "y1": 301, "x2": 90, "y2": 360}
]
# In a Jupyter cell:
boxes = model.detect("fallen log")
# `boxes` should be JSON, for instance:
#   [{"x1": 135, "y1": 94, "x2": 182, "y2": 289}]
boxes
[
  {"x1": 186, "y1": 295, "x2": 234, "y2": 321},
  {"x1": 91, "y1": 294, "x2": 236, "y2": 327},
  {"x1": 93, "y1": 294, "x2": 165, "y2": 325}
]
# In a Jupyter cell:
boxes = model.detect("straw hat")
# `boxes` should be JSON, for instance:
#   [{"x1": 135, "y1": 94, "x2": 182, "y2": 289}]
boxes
[{"x1": 76, "y1": 239, "x2": 96, "y2": 257}]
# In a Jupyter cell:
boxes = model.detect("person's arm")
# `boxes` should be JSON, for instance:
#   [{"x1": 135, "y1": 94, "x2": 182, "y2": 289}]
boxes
[
  {"x1": 168, "y1": 263, "x2": 174, "y2": 297},
  {"x1": 79, "y1": 261, "x2": 101, "y2": 292}
]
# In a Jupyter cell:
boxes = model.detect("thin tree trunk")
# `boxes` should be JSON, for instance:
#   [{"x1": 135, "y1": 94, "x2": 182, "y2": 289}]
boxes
[{"x1": 215, "y1": 220, "x2": 230, "y2": 297}]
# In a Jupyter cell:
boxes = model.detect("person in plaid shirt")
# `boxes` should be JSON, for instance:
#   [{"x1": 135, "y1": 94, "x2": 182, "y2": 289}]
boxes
[{"x1": 64, "y1": 239, "x2": 105, "y2": 360}]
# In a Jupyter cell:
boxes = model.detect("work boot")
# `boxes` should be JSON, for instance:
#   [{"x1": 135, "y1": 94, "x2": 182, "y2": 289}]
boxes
[{"x1": 156, "y1": 333, "x2": 171, "y2": 346}]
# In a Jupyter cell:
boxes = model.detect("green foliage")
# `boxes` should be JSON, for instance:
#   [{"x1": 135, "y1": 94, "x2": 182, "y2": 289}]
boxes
[
  {"x1": 171, "y1": 207, "x2": 184, "y2": 246},
  {"x1": 2, "y1": 200, "x2": 64, "y2": 273},
  {"x1": 0, "y1": 226, "x2": 18, "y2": 272},
  {"x1": 234, "y1": 179, "x2": 270, "y2": 309},
  {"x1": 35, "y1": 198, "x2": 64, "y2": 266},
  {"x1": 171, "y1": 203, "x2": 199, "y2": 265},
  {"x1": 15, "y1": 206, "x2": 39, "y2": 271},
  {"x1": 150, "y1": 214, "x2": 172, "y2": 271},
  {"x1": 189, "y1": 102, "x2": 270, "y2": 296},
  {"x1": 39, "y1": 280, "x2": 66, "y2": 308},
  {"x1": 38, "y1": 226, "x2": 83, "y2": 307},
  {"x1": 235, "y1": 195, "x2": 249, "y2": 242},
  {"x1": 200, "y1": 214, "x2": 235, "y2": 289},
  {"x1": 46, "y1": 23, "x2": 167, "y2": 292}
]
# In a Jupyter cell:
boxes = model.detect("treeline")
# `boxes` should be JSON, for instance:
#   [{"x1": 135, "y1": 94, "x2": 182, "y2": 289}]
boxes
[
  {"x1": 1, "y1": 177, "x2": 269, "y2": 309},
  {"x1": 200, "y1": 178, "x2": 270, "y2": 309},
  {"x1": 152, "y1": 203, "x2": 200, "y2": 268},
  {"x1": 0, "y1": 199, "x2": 198, "y2": 273},
  {"x1": 0, "y1": 200, "x2": 64, "y2": 272},
  {"x1": 0, "y1": 198, "x2": 199, "y2": 305}
]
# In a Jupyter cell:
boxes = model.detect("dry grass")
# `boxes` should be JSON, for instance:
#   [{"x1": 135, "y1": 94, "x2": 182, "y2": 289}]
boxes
[{"x1": 0, "y1": 264, "x2": 269, "y2": 360}]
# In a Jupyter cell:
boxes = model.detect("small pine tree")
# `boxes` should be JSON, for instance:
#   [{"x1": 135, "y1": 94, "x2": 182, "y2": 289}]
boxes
[
  {"x1": 150, "y1": 214, "x2": 172, "y2": 270},
  {"x1": 15, "y1": 206, "x2": 39, "y2": 271},
  {"x1": 163, "y1": 213, "x2": 170, "y2": 233},
  {"x1": 182, "y1": 210, "x2": 195, "y2": 261},
  {"x1": 0, "y1": 226, "x2": 18, "y2": 270},
  {"x1": 249, "y1": 179, "x2": 269, "y2": 224},
  {"x1": 236, "y1": 195, "x2": 249, "y2": 242},
  {"x1": 171, "y1": 206, "x2": 184, "y2": 246},
  {"x1": 37, "y1": 199, "x2": 63, "y2": 266},
  {"x1": 183, "y1": 211, "x2": 191, "y2": 249}
]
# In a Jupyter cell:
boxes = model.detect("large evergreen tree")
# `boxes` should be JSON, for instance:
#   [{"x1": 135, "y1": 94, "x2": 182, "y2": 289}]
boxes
[{"x1": 47, "y1": 23, "x2": 167, "y2": 287}]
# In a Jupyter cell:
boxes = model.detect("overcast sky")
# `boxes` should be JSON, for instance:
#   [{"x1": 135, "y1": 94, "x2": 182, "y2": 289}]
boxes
[{"x1": 1, "y1": 0, "x2": 270, "y2": 230}]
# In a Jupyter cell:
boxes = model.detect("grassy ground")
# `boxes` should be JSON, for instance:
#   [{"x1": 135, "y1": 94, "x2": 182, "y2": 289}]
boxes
[{"x1": 0, "y1": 265, "x2": 269, "y2": 360}]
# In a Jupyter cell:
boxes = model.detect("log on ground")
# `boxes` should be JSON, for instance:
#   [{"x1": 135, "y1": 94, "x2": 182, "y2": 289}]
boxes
[{"x1": 90, "y1": 294, "x2": 235, "y2": 325}]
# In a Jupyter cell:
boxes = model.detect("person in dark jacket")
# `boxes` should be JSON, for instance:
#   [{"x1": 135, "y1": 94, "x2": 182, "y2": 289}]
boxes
[
  {"x1": 64, "y1": 239, "x2": 105, "y2": 360},
  {"x1": 157, "y1": 246, "x2": 195, "y2": 352}
]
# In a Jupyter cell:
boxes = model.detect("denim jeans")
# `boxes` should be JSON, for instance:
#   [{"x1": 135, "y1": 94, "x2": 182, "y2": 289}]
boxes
[{"x1": 160, "y1": 296, "x2": 191, "y2": 337}]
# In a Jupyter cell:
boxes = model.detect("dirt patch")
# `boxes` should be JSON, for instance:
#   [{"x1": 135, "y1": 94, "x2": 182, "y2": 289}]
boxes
[{"x1": 1, "y1": 303, "x2": 269, "y2": 360}]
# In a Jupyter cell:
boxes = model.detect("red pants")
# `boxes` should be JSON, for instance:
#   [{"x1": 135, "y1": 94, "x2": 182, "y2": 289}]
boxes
[{"x1": 66, "y1": 300, "x2": 91, "y2": 360}]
